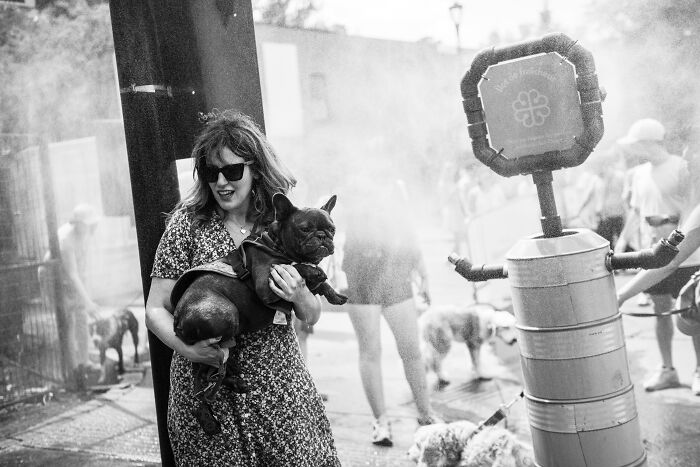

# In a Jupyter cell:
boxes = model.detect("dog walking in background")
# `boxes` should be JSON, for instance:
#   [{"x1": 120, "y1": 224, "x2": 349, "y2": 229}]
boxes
[
  {"x1": 419, "y1": 303, "x2": 517, "y2": 389},
  {"x1": 91, "y1": 308, "x2": 139, "y2": 380}
]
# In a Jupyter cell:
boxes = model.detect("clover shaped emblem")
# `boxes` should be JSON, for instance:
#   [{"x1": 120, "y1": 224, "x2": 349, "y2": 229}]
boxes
[{"x1": 512, "y1": 89, "x2": 551, "y2": 127}]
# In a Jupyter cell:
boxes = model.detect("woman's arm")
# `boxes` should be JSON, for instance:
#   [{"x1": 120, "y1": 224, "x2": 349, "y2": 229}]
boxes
[
  {"x1": 617, "y1": 207, "x2": 700, "y2": 305},
  {"x1": 268, "y1": 264, "x2": 322, "y2": 325},
  {"x1": 146, "y1": 277, "x2": 229, "y2": 367}
]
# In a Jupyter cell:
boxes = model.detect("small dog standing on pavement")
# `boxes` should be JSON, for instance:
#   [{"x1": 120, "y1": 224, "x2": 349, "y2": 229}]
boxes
[
  {"x1": 419, "y1": 303, "x2": 517, "y2": 388},
  {"x1": 91, "y1": 308, "x2": 139, "y2": 377}
]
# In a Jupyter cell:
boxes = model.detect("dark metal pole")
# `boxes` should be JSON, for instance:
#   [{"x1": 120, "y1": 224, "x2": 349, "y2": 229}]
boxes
[
  {"x1": 108, "y1": 1, "x2": 264, "y2": 464},
  {"x1": 108, "y1": 2, "x2": 180, "y2": 465},
  {"x1": 532, "y1": 170, "x2": 563, "y2": 237}
]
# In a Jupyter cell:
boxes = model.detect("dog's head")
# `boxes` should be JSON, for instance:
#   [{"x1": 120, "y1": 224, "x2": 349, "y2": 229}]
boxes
[
  {"x1": 173, "y1": 274, "x2": 240, "y2": 345},
  {"x1": 490, "y1": 311, "x2": 518, "y2": 345},
  {"x1": 90, "y1": 310, "x2": 115, "y2": 349},
  {"x1": 269, "y1": 193, "x2": 337, "y2": 264},
  {"x1": 407, "y1": 421, "x2": 477, "y2": 467}
]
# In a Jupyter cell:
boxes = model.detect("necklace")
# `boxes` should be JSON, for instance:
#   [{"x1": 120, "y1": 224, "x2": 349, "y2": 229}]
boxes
[{"x1": 227, "y1": 217, "x2": 250, "y2": 235}]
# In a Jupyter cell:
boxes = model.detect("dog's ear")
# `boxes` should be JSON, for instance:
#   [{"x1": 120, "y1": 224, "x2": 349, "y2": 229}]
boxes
[
  {"x1": 272, "y1": 192, "x2": 297, "y2": 221},
  {"x1": 319, "y1": 195, "x2": 337, "y2": 214}
]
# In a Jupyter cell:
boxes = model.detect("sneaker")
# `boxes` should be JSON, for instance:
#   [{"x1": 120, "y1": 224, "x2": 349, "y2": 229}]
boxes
[
  {"x1": 371, "y1": 416, "x2": 393, "y2": 446},
  {"x1": 692, "y1": 371, "x2": 700, "y2": 396},
  {"x1": 644, "y1": 367, "x2": 681, "y2": 392}
]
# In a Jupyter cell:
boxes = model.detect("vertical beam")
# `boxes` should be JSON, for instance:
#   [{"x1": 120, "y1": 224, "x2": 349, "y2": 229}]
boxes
[
  {"x1": 108, "y1": 2, "x2": 179, "y2": 465},
  {"x1": 108, "y1": 1, "x2": 264, "y2": 464}
]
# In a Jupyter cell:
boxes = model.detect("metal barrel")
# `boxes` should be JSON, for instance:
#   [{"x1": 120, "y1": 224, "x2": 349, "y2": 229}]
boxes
[{"x1": 506, "y1": 229, "x2": 646, "y2": 467}]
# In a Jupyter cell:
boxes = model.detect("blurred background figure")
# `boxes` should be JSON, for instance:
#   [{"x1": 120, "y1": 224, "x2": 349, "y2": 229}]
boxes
[
  {"x1": 559, "y1": 165, "x2": 602, "y2": 230},
  {"x1": 437, "y1": 162, "x2": 472, "y2": 257},
  {"x1": 617, "y1": 118, "x2": 692, "y2": 391},
  {"x1": 49, "y1": 203, "x2": 101, "y2": 390},
  {"x1": 617, "y1": 123, "x2": 700, "y2": 395},
  {"x1": 591, "y1": 148, "x2": 627, "y2": 249},
  {"x1": 339, "y1": 176, "x2": 437, "y2": 447},
  {"x1": 464, "y1": 165, "x2": 506, "y2": 223}
]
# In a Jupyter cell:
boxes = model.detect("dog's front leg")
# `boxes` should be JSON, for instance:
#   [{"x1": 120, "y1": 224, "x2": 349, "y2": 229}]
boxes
[
  {"x1": 468, "y1": 345, "x2": 492, "y2": 381},
  {"x1": 115, "y1": 345, "x2": 125, "y2": 374}
]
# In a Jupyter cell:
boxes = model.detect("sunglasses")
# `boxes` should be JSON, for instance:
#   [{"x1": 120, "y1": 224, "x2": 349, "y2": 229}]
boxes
[{"x1": 198, "y1": 160, "x2": 253, "y2": 183}]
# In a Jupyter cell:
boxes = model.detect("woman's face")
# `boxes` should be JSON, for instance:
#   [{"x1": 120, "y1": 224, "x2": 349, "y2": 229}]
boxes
[{"x1": 206, "y1": 146, "x2": 254, "y2": 214}]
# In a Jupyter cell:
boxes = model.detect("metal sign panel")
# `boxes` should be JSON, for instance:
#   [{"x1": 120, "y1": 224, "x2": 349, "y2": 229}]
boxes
[{"x1": 479, "y1": 52, "x2": 584, "y2": 158}]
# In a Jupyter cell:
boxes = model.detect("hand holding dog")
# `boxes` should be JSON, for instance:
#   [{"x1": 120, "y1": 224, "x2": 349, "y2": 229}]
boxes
[
  {"x1": 269, "y1": 264, "x2": 307, "y2": 301},
  {"x1": 269, "y1": 264, "x2": 320, "y2": 324},
  {"x1": 183, "y1": 337, "x2": 232, "y2": 368}
]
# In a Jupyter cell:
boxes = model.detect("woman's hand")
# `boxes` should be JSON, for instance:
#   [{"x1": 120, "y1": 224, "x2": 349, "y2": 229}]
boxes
[
  {"x1": 182, "y1": 337, "x2": 231, "y2": 368},
  {"x1": 269, "y1": 264, "x2": 321, "y2": 325},
  {"x1": 269, "y1": 264, "x2": 310, "y2": 303}
]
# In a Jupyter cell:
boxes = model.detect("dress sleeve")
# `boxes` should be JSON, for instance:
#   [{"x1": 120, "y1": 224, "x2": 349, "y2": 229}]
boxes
[{"x1": 151, "y1": 210, "x2": 194, "y2": 280}]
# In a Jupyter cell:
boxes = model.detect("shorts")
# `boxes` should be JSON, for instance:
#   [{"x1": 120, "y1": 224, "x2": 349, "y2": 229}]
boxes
[
  {"x1": 346, "y1": 273, "x2": 413, "y2": 307},
  {"x1": 644, "y1": 266, "x2": 700, "y2": 297},
  {"x1": 344, "y1": 254, "x2": 414, "y2": 307}
]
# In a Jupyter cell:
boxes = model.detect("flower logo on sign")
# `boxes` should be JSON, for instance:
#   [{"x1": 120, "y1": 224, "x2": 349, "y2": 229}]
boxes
[{"x1": 512, "y1": 89, "x2": 551, "y2": 127}]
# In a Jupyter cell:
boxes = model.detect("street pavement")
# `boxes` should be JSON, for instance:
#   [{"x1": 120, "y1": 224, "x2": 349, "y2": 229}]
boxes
[{"x1": 1, "y1": 229, "x2": 700, "y2": 466}]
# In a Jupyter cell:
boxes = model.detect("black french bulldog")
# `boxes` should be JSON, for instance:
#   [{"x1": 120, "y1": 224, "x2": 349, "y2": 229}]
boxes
[
  {"x1": 171, "y1": 193, "x2": 347, "y2": 435},
  {"x1": 91, "y1": 308, "x2": 140, "y2": 377}
]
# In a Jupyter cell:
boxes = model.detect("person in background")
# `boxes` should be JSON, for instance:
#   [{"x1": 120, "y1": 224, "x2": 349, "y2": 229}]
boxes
[
  {"x1": 340, "y1": 178, "x2": 439, "y2": 447},
  {"x1": 617, "y1": 118, "x2": 692, "y2": 391},
  {"x1": 591, "y1": 149, "x2": 627, "y2": 248},
  {"x1": 144, "y1": 111, "x2": 339, "y2": 466},
  {"x1": 464, "y1": 165, "x2": 506, "y2": 222},
  {"x1": 49, "y1": 203, "x2": 101, "y2": 390},
  {"x1": 617, "y1": 126, "x2": 700, "y2": 394}
]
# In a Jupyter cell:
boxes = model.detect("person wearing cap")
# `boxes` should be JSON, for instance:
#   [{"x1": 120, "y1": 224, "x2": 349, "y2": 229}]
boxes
[
  {"x1": 617, "y1": 119, "x2": 698, "y2": 393},
  {"x1": 145, "y1": 111, "x2": 339, "y2": 466},
  {"x1": 51, "y1": 203, "x2": 101, "y2": 389}
]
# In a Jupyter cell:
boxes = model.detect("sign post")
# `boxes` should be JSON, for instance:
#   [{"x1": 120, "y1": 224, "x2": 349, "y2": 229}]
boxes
[{"x1": 451, "y1": 33, "x2": 662, "y2": 467}]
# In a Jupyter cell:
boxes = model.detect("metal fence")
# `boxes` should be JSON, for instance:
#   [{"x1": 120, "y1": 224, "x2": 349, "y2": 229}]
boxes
[{"x1": 0, "y1": 134, "x2": 65, "y2": 407}]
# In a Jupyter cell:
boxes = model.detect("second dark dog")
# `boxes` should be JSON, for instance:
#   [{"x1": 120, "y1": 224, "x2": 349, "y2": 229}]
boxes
[{"x1": 91, "y1": 308, "x2": 140, "y2": 376}]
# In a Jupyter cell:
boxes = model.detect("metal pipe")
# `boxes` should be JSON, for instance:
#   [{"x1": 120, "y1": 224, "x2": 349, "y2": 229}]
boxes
[
  {"x1": 448, "y1": 253, "x2": 508, "y2": 281},
  {"x1": 607, "y1": 230, "x2": 684, "y2": 271}
]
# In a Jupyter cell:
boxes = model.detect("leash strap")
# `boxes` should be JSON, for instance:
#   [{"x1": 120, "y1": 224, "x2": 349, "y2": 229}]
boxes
[{"x1": 621, "y1": 306, "x2": 693, "y2": 318}]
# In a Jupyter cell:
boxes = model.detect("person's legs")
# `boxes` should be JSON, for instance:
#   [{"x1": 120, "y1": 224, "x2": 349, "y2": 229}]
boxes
[
  {"x1": 347, "y1": 303, "x2": 385, "y2": 418},
  {"x1": 382, "y1": 298, "x2": 432, "y2": 421},
  {"x1": 74, "y1": 305, "x2": 92, "y2": 367},
  {"x1": 692, "y1": 335, "x2": 700, "y2": 396},
  {"x1": 644, "y1": 293, "x2": 680, "y2": 391},
  {"x1": 651, "y1": 294, "x2": 674, "y2": 368}
]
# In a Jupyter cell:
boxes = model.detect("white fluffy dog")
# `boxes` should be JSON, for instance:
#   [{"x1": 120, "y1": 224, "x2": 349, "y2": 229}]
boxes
[
  {"x1": 407, "y1": 421, "x2": 534, "y2": 467},
  {"x1": 419, "y1": 304, "x2": 518, "y2": 388}
]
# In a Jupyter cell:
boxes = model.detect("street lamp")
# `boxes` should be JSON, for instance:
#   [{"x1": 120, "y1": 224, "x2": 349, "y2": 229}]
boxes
[{"x1": 448, "y1": 2, "x2": 464, "y2": 49}]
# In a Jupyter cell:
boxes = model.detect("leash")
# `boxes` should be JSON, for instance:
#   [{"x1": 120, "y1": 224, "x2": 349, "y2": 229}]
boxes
[
  {"x1": 621, "y1": 306, "x2": 693, "y2": 318},
  {"x1": 465, "y1": 389, "x2": 524, "y2": 442},
  {"x1": 476, "y1": 390, "x2": 524, "y2": 431}
]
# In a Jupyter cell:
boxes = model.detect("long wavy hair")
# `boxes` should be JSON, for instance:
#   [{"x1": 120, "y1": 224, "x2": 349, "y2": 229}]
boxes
[{"x1": 173, "y1": 110, "x2": 296, "y2": 232}]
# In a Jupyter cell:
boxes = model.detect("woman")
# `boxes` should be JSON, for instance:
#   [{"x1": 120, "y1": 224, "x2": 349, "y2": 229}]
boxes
[
  {"x1": 145, "y1": 110, "x2": 339, "y2": 466},
  {"x1": 617, "y1": 136, "x2": 700, "y2": 396},
  {"x1": 340, "y1": 178, "x2": 439, "y2": 447}
]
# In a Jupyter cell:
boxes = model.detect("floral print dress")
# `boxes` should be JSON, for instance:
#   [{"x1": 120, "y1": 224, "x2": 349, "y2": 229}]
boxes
[{"x1": 151, "y1": 210, "x2": 340, "y2": 466}]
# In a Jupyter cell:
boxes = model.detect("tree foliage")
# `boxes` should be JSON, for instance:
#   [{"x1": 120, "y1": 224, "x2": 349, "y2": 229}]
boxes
[
  {"x1": 253, "y1": 0, "x2": 327, "y2": 30},
  {"x1": 582, "y1": 0, "x2": 700, "y2": 135},
  {"x1": 0, "y1": 0, "x2": 116, "y2": 140}
]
